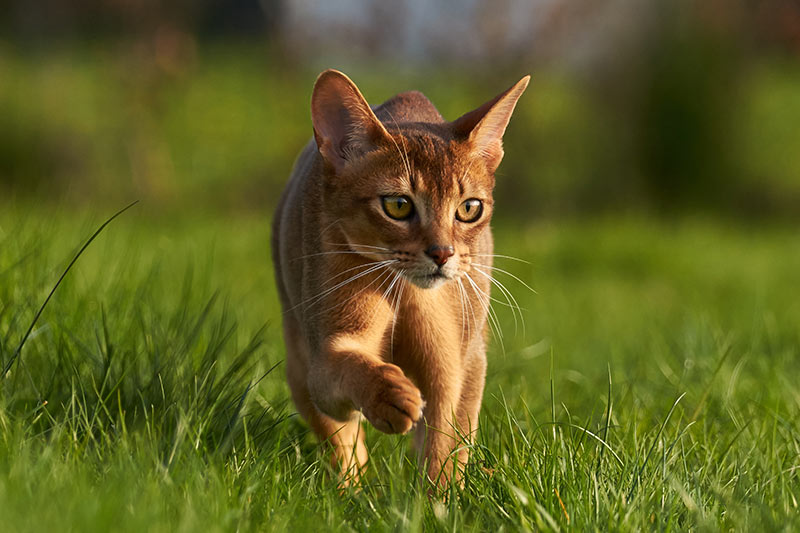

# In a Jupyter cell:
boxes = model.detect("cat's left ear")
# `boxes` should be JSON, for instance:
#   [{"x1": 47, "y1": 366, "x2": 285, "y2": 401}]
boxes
[{"x1": 452, "y1": 75, "x2": 530, "y2": 173}]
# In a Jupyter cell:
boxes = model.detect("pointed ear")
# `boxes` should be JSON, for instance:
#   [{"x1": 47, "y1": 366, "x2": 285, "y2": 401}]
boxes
[
  {"x1": 452, "y1": 75, "x2": 530, "y2": 173},
  {"x1": 311, "y1": 69, "x2": 390, "y2": 172}
]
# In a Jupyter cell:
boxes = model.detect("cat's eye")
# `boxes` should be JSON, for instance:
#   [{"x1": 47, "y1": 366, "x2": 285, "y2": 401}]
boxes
[
  {"x1": 456, "y1": 199, "x2": 483, "y2": 223},
  {"x1": 382, "y1": 195, "x2": 414, "y2": 220}
]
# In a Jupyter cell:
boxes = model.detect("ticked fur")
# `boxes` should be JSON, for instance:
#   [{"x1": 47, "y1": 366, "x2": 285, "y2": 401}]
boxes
[{"x1": 271, "y1": 70, "x2": 529, "y2": 487}]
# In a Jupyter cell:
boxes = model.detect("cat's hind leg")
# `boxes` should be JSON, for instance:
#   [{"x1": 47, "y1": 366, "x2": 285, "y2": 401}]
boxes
[{"x1": 284, "y1": 318, "x2": 368, "y2": 484}]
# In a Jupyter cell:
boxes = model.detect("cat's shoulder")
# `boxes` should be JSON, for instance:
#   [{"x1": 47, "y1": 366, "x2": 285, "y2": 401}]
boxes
[{"x1": 373, "y1": 91, "x2": 445, "y2": 125}]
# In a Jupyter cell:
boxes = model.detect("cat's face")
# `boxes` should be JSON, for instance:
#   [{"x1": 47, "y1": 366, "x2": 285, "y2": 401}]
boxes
[
  {"x1": 311, "y1": 71, "x2": 528, "y2": 289},
  {"x1": 325, "y1": 132, "x2": 494, "y2": 289}
]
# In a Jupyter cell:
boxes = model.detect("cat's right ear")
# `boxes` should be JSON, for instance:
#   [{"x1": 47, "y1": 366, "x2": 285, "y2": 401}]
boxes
[{"x1": 311, "y1": 69, "x2": 390, "y2": 172}]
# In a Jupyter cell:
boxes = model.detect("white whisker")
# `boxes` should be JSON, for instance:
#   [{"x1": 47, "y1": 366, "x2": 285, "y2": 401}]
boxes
[
  {"x1": 380, "y1": 270, "x2": 403, "y2": 306},
  {"x1": 310, "y1": 265, "x2": 395, "y2": 320},
  {"x1": 472, "y1": 266, "x2": 526, "y2": 337},
  {"x1": 336, "y1": 266, "x2": 398, "y2": 325},
  {"x1": 293, "y1": 250, "x2": 390, "y2": 261},
  {"x1": 471, "y1": 262, "x2": 537, "y2": 294},
  {"x1": 455, "y1": 278, "x2": 468, "y2": 350},
  {"x1": 319, "y1": 218, "x2": 343, "y2": 237},
  {"x1": 469, "y1": 268, "x2": 519, "y2": 335},
  {"x1": 385, "y1": 111, "x2": 412, "y2": 181},
  {"x1": 323, "y1": 242, "x2": 393, "y2": 252},
  {"x1": 389, "y1": 274, "x2": 406, "y2": 362},
  {"x1": 458, "y1": 278, "x2": 477, "y2": 347},
  {"x1": 286, "y1": 260, "x2": 397, "y2": 313},
  {"x1": 465, "y1": 273, "x2": 505, "y2": 353},
  {"x1": 469, "y1": 253, "x2": 531, "y2": 265},
  {"x1": 459, "y1": 158, "x2": 476, "y2": 189},
  {"x1": 325, "y1": 259, "x2": 395, "y2": 284}
]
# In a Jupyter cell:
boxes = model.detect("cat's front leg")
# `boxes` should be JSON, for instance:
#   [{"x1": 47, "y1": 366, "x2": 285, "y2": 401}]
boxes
[{"x1": 308, "y1": 337, "x2": 425, "y2": 434}]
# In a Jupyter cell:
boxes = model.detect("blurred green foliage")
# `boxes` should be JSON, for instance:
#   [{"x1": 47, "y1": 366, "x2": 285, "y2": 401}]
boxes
[{"x1": 1, "y1": 40, "x2": 799, "y2": 218}]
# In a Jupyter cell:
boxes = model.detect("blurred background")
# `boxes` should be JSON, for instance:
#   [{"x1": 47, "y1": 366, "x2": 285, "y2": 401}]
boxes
[{"x1": 2, "y1": 0, "x2": 799, "y2": 219}]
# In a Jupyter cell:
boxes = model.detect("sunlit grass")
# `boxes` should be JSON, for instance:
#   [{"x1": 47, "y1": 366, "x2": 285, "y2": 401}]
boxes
[{"x1": 1, "y1": 205, "x2": 799, "y2": 531}]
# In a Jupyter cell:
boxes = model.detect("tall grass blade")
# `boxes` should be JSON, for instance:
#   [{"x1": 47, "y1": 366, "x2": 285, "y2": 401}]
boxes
[{"x1": 1, "y1": 201, "x2": 139, "y2": 380}]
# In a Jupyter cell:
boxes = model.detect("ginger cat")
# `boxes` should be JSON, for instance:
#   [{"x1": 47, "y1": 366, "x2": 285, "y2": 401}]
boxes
[{"x1": 271, "y1": 70, "x2": 529, "y2": 486}]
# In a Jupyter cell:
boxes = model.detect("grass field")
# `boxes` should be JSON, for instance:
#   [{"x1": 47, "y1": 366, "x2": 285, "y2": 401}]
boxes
[{"x1": 0, "y1": 205, "x2": 799, "y2": 531}]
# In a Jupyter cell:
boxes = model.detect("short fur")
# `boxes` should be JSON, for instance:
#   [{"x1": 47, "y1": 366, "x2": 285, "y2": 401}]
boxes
[{"x1": 271, "y1": 70, "x2": 529, "y2": 486}]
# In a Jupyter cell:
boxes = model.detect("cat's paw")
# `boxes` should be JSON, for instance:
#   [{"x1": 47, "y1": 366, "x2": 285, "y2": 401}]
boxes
[{"x1": 360, "y1": 363, "x2": 424, "y2": 434}]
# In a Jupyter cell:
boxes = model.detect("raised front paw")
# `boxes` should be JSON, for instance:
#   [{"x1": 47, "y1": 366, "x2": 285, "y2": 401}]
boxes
[{"x1": 359, "y1": 363, "x2": 424, "y2": 434}]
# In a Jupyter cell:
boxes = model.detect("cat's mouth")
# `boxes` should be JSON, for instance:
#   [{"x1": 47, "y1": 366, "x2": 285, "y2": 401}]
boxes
[{"x1": 406, "y1": 270, "x2": 449, "y2": 289}]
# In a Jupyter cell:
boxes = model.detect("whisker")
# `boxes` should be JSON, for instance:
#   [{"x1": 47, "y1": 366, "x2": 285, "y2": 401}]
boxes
[
  {"x1": 469, "y1": 269, "x2": 519, "y2": 335},
  {"x1": 319, "y1": 217, "x2": 343, "y2": 237},
  {"x1": 380, "y1": 270, "x2": 403, "y2": 311},
  {"x1": 325, "y1": 259, "x2": 395, "y2": 284},
  {"x1": 286, "y1": 260, "x2": 397, "y2": 313},
  {"x1": 293, "y1": 250, "x2": 391, "y2": 261},
  {"x1": 389, "y1": 274, "x2": 406, "y2": 362},
  {"x1": 309, "y1": 265, "x2": 395, "y2": 320},
  {"x1": 455, "y1": 278, "x2": 469, "y2": 351},
  {"x1": 399, "y1": 136, "x2": 412, "y2": 180},
  {"x1": 323, "y1": 242, "x2": 393, "y2": 252},
  {"x1": 335, "y1": 265, "x2": 398, "y2": 325},
  {"x1": 385, "y1": 111, "x2": 412, "y2": 181},
  {"x1": 465, "y1": 273, "x2": 510, "y2": 334},
  {"x1": 463, "y1": 274, "x2": 519, "y2": 308},
  {"x1": 459, "y1": 158, "x2": 476, "y2": 190},
  {"x1": 471, "y1": 262, "x2": 537, "y2": 294},
  {"x1": 469, "y1": 253, "x2": 531, "y2": 265},
  {"x1": 465, "y1": 273, "x2": 505, "y2": 352},
  {"x1": 472, "y1": 266, "x2": 526, "y2": 337},
  {"x1": 364, "y1": 268, "x2": 403, "y2": 352},
  {"x1": 455, "y1": 278, "x2": 464, "y2": 349},
  {"x1": 458, "y1": 278, "x2": 476, "y2": 347}
]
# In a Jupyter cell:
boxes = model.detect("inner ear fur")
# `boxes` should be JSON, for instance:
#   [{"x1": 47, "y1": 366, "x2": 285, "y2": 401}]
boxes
[
  {"x1": 451, "y1": 75, "x2": 530, "y2": 174},
  {"x1": 311, "y1": 69, "x2": 391, "y2": 172}
]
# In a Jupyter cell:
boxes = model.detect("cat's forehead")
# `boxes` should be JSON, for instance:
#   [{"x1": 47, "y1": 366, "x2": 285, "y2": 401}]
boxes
[{"x1": 392, "y1": 128, "x2": 482, "y2": 196}]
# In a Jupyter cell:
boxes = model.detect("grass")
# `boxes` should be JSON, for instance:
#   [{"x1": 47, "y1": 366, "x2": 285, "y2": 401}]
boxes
[{"x1": 1, "y1": 204, "x2": 798, "y2": 531}]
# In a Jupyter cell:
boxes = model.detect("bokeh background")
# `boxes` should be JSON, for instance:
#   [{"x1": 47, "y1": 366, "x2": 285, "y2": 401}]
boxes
[{"x1": 2, "y1": 0, "x2": 800, "y2": 218}]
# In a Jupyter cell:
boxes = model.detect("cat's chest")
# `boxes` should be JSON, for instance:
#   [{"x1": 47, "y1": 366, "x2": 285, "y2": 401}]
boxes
[{"x1": 388, "y1": 282, "x2": 483, "y2": 372}]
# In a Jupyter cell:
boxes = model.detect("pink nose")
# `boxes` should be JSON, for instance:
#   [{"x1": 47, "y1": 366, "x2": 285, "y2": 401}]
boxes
[{"x1": 425, "y1": 245, "x2": 455, "y2": 266}]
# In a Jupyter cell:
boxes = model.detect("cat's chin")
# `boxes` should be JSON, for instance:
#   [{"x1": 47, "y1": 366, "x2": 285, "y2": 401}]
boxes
[{"x1": 407, "y1": 272, "x2": 449, "y2": 290}]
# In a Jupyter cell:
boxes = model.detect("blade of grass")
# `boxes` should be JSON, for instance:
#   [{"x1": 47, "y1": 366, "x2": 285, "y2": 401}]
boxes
[
  {"x1": 628, "y1": 392, "x2": 686, "y2": 501},
  {"x1": 2, "y1": 201, "x2": 139, "y2": 380}
]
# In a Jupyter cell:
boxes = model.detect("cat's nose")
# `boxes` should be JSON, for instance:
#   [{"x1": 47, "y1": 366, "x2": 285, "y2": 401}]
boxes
[{"x1": 425, "y1": 245, "x2": 455, "y2": 266}]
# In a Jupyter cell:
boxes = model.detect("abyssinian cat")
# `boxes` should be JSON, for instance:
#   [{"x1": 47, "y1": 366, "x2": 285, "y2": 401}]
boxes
[{"x1": 271, "y1": 70, "x2": 529, "y2": 486}]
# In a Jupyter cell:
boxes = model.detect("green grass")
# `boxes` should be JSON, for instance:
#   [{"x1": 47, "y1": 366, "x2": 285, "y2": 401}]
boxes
[{"x1": 1, "y1": 205, "x2": 799, "y2": 531}]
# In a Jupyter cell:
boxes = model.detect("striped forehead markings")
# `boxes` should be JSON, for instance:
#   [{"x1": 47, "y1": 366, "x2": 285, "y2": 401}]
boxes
[{"x1": 401, "y1": 133, "x2": 463, "y2": 197}]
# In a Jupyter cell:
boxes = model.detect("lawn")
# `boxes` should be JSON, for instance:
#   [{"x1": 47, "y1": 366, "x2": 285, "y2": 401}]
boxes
[{"x1": 1, "y1": 204, "x2": 798, "y2": 531}]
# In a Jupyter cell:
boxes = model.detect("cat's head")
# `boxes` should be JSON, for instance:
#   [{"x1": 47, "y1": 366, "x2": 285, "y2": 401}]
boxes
[{"x1": 311, "y1": 70, "x2": 529, "y2": 289}]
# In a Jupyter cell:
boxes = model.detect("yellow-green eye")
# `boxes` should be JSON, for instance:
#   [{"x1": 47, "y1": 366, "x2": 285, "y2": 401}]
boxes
[
  {"x1": 382, "y1": 196, "x2": 414, "y2": 220},
  {"x1": 456, "y1": 199, "x2": 483, "y2": 222}
]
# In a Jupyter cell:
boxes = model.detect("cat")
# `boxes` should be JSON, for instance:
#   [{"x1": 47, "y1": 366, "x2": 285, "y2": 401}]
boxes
[{"x1": 271, "y1": 69, "x2": 529, "y2": 487}]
